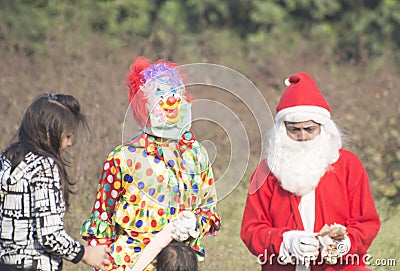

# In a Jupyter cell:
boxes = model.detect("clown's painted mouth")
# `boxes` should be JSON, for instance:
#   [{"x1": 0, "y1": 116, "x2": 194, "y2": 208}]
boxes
[{"x1": 164, "y1": 107, "x2": 179, "y2": 119}]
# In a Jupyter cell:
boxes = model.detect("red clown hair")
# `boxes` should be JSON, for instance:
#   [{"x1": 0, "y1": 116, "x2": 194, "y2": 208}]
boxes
[
  {"x1": 125, "y1": 56, "x2": 151, "y2": 127},
  {"x1": 125, "y1": 56, "x2": 189, "y2": 127}
]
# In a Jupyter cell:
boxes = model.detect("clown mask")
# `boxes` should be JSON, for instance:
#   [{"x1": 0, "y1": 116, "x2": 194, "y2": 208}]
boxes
[{"x1": 141, "y1": 72, "x2": 192, "y2": 140}]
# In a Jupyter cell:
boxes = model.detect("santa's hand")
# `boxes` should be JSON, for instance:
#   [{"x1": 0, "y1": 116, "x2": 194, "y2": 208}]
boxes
[
  {"x1": 317, "y1": 223, "x2": 351, "y2": 264},
  {"x1": 282, "y1": 230, "x2": 319, "y2": 264},
  {"x1": 318, "y1": 235, "x2": 339, "y2": 264},
  {"x1": 171, "y1": 211, "x2": 199, "y2": 241}
]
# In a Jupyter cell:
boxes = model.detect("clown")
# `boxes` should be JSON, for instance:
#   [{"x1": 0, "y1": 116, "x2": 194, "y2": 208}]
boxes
[{"x1": 81, "y1": 56, "x2": 221, "y2": 271}]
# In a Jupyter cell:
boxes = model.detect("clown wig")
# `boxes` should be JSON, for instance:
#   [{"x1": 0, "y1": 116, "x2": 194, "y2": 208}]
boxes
[{"x1": 125, "y1": 56, "x2": 190, "y2": 127}]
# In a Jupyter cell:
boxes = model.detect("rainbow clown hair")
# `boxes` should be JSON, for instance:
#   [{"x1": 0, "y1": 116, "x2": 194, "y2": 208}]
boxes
[{"x1": 125, "y1": 56, "x2": 189, "y2": 127}]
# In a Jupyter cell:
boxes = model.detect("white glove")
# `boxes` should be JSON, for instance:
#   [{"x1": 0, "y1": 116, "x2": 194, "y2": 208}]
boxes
[
  {"x1": 318, "y1": 235, "x2": 351, "y2": 264},
  {"x1": 281, "y1": 230, "x2": 319, "y2": 264},
  {"x1": 171, "y1": 211, "x2": 199, "y2": 242},
  {"x1": 317, "y1": 223, "x2": 351, "y2": 265}
]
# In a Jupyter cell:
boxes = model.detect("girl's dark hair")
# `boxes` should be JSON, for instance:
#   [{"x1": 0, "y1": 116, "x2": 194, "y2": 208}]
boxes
[
  {"x1": 3, "y1": 93, "x2": 89, "y2": 209},
  {"x1": 156, "y1": 242, "x2": 198, "y2": 271}
]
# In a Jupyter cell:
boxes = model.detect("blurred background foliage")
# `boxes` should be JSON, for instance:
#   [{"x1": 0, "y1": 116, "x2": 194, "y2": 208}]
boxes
[
  {"x1": 1, "y1": 0, "x2": 399, "y2": 205},
  {"x1": 1, "y1": 1, "x2": 399, "y2": 270},
  {"x1": 2, "y1": 0, "x2": 400, "y2": 61}
]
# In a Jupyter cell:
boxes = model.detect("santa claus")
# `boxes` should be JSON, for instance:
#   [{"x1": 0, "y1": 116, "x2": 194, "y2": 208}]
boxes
[{"x1": 240, "y1": 72, "x2": 380, "y2": 271}]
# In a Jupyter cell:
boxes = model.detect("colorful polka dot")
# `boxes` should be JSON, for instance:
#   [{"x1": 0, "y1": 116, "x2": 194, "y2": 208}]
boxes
[
  {"x1": 157, "y1": 175, "x2": 164, "y2": 183},
  {"x1": 158, "y1": 195, "x2": 165, "y2": 202},
  {"x1": 146, "y1": 178, "x2": 155, "y2": 186},
  {"x1": 107, "y1": 198, "x2": 115, "y2": 206},
  {"x1": 146, "y1": 168, "x2": 153, "y2": 176},
  {"x1": 124, "y1": 174, "x2": 133, "y2": 183},
  {"x1": 159, "y1": 218, "x2": 166, "y2": 226},
  {"x1": 135, "y1": 171, "x2": 143, "y2": 180},
  {"x1": 122, "y1": 216, "x2": 130, "y2": 223},
  {"x1": 147, "y1": 144, "x2": 155, "y2": 153},
  {"x1": 148, "y1": 188, "x2": 155, "y2": 196},
  {"x1": 111, "y1": 190, "x2": 118, "y2": 198},
  {"x1": 138, "y1": 182, "x2": 145, "y2": 190},
  {"x1": 107, "y1": 175, "x2": 113, "y2": 183},
  {"x1": 100, "y1": 212, "x2": 108, "y2": 220},
  {"x1": 184, "y1": 132, "x2": 192, "y2": 140},
  {"x1": 168, "y1": 160, "x2": 175, "y2": 167},
  {"x1": 126, "y1": 159, "x2": 133, "y2": 167},
  {"x1": 126, "y1": 237, "x2": 134, "y2": 244}
]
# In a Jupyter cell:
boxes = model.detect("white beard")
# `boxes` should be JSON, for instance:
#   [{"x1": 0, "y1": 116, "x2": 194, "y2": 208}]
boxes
[{"x1": 266, "y1": 122, "x2": 341, "y2": 196}]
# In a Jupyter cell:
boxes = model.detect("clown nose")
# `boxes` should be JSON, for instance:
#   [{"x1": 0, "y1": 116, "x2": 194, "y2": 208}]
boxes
[{"x1": 166, "y1": 96, "x2": 176, "y2": 105}]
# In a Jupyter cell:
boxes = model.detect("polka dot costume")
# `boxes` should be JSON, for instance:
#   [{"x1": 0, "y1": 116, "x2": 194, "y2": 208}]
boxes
[{"x1": 81, "y1": 132, "x2": 221, "y2": 271}]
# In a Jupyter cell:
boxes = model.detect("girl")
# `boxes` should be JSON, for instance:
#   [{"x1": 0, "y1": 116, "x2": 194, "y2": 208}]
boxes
[{"x1": 0, "y1": 93, "x2": 110, "y2": 271}]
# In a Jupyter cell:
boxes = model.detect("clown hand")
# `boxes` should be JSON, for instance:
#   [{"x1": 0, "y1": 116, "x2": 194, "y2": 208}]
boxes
[
  {"x1": 281, "y1": 230, "x2": 319, "y2": 266},
  {"x1": 171, "y1": 211, "x2": 199, "y2": 242}
]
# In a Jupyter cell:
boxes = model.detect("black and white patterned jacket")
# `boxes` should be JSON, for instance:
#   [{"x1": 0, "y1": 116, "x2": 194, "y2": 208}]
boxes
[{"x1": 0, "y1": 152, "x2": 84, "y2": 271}]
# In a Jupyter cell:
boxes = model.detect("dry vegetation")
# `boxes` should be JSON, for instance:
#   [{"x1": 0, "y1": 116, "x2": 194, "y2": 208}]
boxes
[{"x1": 1, "y1": 33, "x2": 399, "y2": 270}]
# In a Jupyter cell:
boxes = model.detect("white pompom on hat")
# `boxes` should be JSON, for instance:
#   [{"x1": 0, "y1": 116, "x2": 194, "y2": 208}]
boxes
[{"x1": 275, "y1": 72, "x2": 331, "y2": 125}]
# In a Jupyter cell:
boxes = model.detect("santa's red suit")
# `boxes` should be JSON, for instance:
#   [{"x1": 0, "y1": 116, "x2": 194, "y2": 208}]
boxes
[
  {"x1": 241, "y1": 149, "x2": 380, "y2": 271},
  {"x1": 241, "y1": 72, "x2": 380, "y2": 271}
]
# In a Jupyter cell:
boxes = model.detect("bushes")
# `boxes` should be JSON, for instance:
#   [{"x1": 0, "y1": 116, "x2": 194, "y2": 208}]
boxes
[{"x1": 1, "y1": 0, "x2": 399, "y2": 204}]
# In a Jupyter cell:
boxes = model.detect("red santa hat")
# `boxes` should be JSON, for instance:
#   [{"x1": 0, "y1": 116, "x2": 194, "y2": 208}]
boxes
[{"x1": 275, "y1": 72, "x2": 331, "y2": 124}]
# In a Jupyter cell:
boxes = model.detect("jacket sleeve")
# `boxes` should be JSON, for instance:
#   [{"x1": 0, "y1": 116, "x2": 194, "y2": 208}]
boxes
[
  {"x1": 344, "y1": 152, "x2": 380, "y2": 256},
  {"x1": 195, "y1": 146, "x2": 220, "y2": 237},
  {"x1": 33, "y1": 158, "x2": 84, "y2": 264},
  {"x1": 240, "y1": 161, "x2": 291, "y2": 260},
  {"x1": 81, "y1": 154, "x2": 122, "y2": 247},
  {"x1": 185, "y1": 145, "x2": 221, "y2": 258}
]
